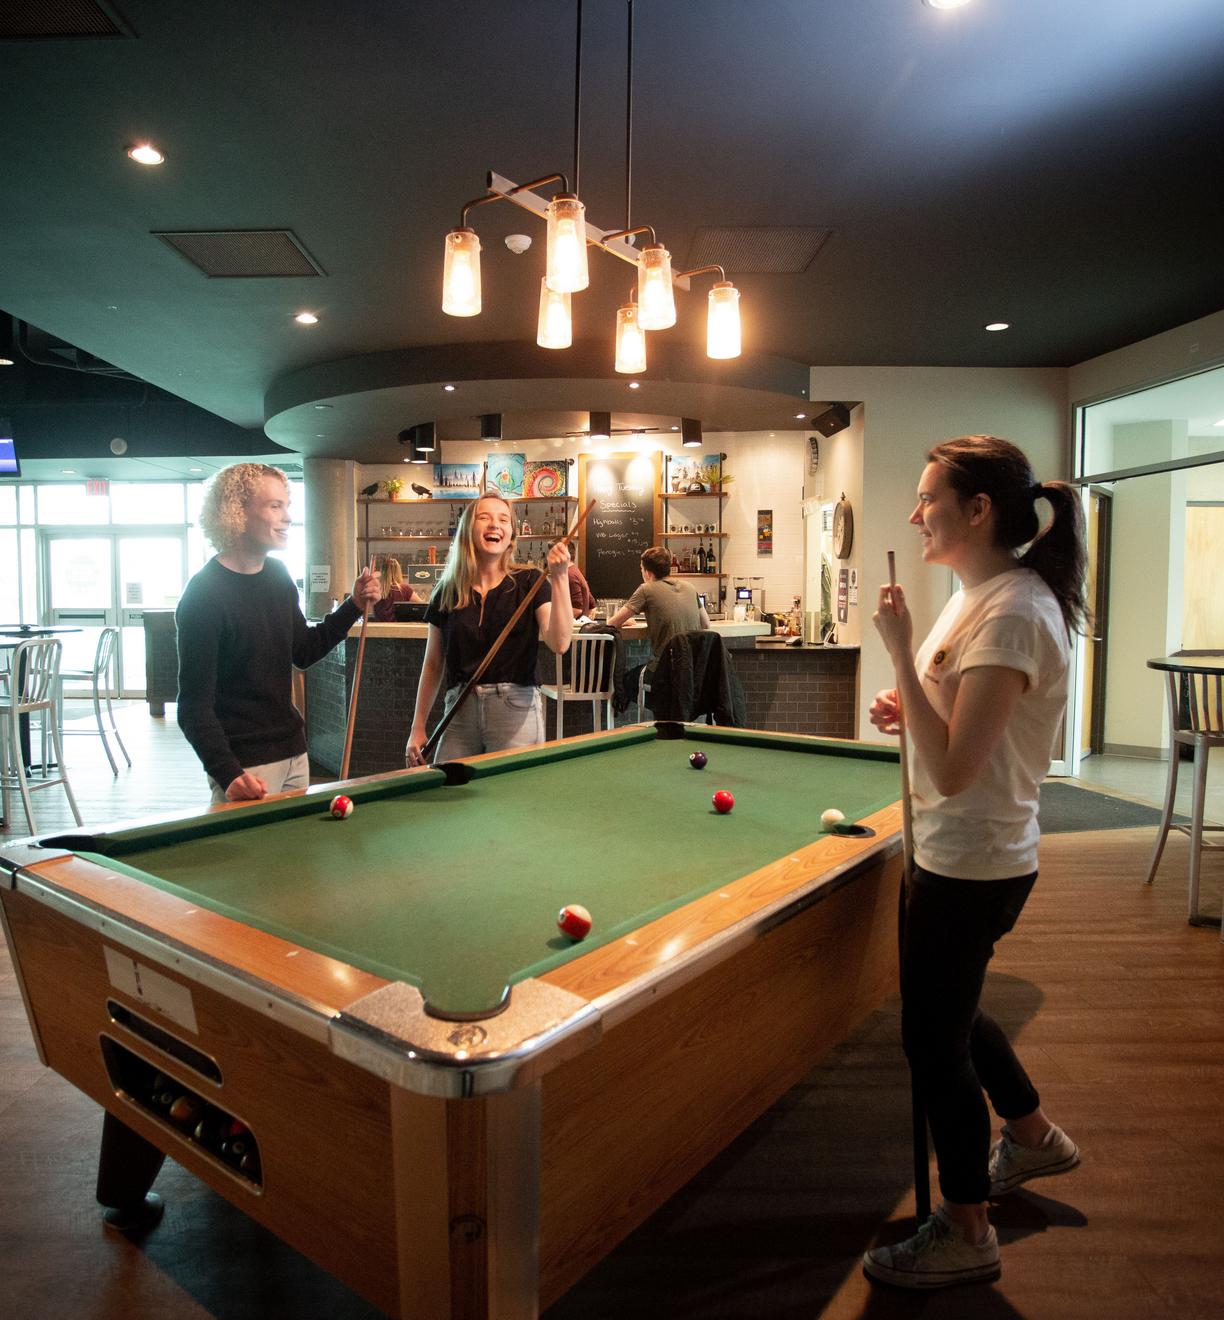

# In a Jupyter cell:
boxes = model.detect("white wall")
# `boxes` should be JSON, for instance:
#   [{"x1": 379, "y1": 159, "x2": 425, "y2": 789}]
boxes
[{"x1": 808, "y1": 367, "x2": 1069, "y2": 741}]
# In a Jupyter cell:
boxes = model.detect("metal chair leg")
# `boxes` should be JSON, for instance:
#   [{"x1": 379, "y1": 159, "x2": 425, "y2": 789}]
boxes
[
  {"x1": 1187, "y1": 741, "x2": 1209, "y2": 926},
  {"x1": 92, "y1": 677, "x2": 119, "y2": 776},
  {"x1": 1145, "y1": 744, "x2": 1181, "y2": 885},
  {"x1": 104, "y1": 689, "x2": 132, "y2": 767},
  {"x1": 49, "y1": 704, "x2": 83, "y2": 826}
]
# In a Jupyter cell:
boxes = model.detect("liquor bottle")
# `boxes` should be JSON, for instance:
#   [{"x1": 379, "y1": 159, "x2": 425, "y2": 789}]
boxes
[
  {"x1": 670, "y1": 549, "x2": 679, "y2": 572},
  {"x1": 522, "y1": 516, "x2": 532, "y2": 536},
  {"x1": 704, "y1": 538, "x2": 716, "y2": 573},
  {"x1": 447, "y1": 508, "x2": 457, "y2": 537},
  {"x1": 696, "y1": 541, "x2": 707, "y2": 573}
]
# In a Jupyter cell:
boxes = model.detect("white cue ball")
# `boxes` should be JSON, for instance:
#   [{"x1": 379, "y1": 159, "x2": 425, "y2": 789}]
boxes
[{"x1": 821, "y1": 808, "x2": 845, "y2": 831}]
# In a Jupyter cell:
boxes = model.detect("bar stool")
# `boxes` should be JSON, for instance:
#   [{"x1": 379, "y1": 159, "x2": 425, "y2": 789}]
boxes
[
  {"x1": 1144, "y1": 654, "x2": 1224, "y2": 930},
  {"x1": 0, "y1": 637, "x2": 83, "y2": 834},
  {"x1": 60, "y1": 626, "x2": 131, "y2": 775},
  {"x1": 541, "y1": 633, "x2": 614, "y2": 738}
]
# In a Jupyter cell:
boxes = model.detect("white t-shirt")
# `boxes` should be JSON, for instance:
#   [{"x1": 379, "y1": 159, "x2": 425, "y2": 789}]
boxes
[{"x1": 911, "y1": 567, "x2": 1069, "y2": 880}]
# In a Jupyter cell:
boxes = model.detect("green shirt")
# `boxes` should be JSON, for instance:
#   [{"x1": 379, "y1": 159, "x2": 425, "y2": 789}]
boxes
[{"x1": 625, "y1": 577, "x2": 703, "y2": 660}]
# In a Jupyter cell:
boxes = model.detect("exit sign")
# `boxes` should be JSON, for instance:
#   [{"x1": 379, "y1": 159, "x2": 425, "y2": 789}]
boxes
[{"x1": 86, "y1": 478, "x2": 109, "y2": 497}]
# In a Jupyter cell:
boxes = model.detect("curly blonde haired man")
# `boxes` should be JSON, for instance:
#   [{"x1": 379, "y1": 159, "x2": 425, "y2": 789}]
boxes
[{"x1": 176, "y1": 463, "x2": 379, "y2": 803}]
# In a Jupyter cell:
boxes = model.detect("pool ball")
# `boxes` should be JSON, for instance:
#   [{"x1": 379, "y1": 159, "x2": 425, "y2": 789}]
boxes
[
  {"x1": 557, "y1": 903, "x2": 592, "y2": 940},
  {"x1": 689, "y1": 751, "x2": 708, "y2": 769},
  {"x1": 821, "y1": 808, "x2": 845, "y2": 831},
  {"x1": 330, "y1": 794, "x2": 353, "y2": 819},
  {"x1": 712, "y1": 790, "x2": 735, "y2": 814}
]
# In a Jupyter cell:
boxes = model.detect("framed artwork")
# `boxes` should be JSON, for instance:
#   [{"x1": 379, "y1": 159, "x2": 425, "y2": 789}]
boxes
[
  {"x1": 524, "y1": 461, "x2": 568, "y2": 498},
  {"x1": 757, "y1": 508, "x2": 773, "y2": 555},
  {"x1": 432, "y1": 464, "x2": 482, "y2": 498},
  {"x1": 486, "y1": 452, "x2": 525, "y2": 496}
]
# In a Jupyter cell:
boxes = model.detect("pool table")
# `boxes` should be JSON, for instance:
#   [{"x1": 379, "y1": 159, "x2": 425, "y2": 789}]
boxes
[{"x1": 0, "y1": 723, "x2": 903, "y2": 1319}]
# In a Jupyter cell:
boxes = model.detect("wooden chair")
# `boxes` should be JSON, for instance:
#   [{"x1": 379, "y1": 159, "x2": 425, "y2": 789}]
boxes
[
  {"x1": 0, "y1": 638, "x2": 83, "y2": 834},
  {"x1": 60, "y1": 626, "x2": 131, "y2": 776},
  {"x1": 1145, "y1": 659, "x2": 1224, "y2": 930},
  {"x1": 541, "y1": 634, "x2": 614, "y2": 739}
]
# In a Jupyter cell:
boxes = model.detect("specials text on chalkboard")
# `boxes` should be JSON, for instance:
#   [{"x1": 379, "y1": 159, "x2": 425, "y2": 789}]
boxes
[{"x1": 577, "y1": 452, "x2": 660, "y2": 599}]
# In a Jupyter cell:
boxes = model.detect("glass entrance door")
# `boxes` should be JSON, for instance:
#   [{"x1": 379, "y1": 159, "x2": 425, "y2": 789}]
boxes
[{"x1": 42, "y1": 529, "x2": 187, "y2": 696}]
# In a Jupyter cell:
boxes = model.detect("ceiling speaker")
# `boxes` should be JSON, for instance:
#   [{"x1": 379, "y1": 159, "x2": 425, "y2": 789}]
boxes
[{"x1": 811, "y1": 403, "x2": 851, "y2": 438}]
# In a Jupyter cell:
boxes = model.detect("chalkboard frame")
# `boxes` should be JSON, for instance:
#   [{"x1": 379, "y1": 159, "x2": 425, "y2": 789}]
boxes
[{"x1": 577, "y1": 450, "x2": 661, "y2": 599}]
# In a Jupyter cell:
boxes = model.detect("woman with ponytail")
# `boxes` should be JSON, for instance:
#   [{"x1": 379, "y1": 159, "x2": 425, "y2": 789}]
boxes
[{"x1": 863, "y1": 436, "x2": 1087, "y2": 1290}]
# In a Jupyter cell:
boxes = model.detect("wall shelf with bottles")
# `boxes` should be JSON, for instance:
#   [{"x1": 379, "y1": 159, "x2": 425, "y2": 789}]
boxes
[{"x1": 660, "y1": 454, "x2": 727, "y2": 595}]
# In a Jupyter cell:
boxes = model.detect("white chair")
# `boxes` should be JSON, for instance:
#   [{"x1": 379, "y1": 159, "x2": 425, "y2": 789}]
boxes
[
  {"x1": 541, "y1": 634, "x2": 615, "y2": 739},
  {"x1": 0, "y1": 638, "x2": 83, "y2": 834},
  {"x1": 60, "y1": 626, "x2": 131, "y2": 775},
  {"x1": 1145, "y1": 658, "x2": 1224, "y2": 930}
]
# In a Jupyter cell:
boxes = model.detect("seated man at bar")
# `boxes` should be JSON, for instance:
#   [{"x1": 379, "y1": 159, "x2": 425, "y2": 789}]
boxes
[
  {"x1": 606, "y1": 545, "x2": 710, "y2": 705},
  {"x1": 177, "y1": 463, "x2": 379, "y2": 804},
  {"x1": 567, "y1": 560, "x2": 597, "y2": 618}
]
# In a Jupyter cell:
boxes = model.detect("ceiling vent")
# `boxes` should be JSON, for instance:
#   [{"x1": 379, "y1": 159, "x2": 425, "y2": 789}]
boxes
[
  {"x1": 1, "y1": 1, "x2": 134, "y2": 39},
  {"x1": 153, "y1": 230, "x2": 326, "y2": 279},
  {"x1": 683, "y1": 226, "x2": 833, "y2": 275}
]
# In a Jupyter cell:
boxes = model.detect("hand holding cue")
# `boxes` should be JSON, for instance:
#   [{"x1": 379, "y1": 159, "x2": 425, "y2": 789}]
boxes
[
  {"x1": 340, "y1": 562, "x2": 375, "y2": 780},
  {"x1": 420, "y1": 500, "x2": 597, "y2": 764}
]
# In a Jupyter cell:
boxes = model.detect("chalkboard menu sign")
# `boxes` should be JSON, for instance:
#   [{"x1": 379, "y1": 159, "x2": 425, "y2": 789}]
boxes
[{"x1": 578, "y1": 451, "x2": 660, "y2": 598}]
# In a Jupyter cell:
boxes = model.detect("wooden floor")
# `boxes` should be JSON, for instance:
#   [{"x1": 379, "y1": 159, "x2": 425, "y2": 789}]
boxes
[{"x1": 2, "y1": 706, "x2": 1222, "y2": 1319}]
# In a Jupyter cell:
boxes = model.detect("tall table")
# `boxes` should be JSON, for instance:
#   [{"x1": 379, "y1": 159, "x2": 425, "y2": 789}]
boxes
[{"x1": 0, "y1": 626, "x2": 82, "y2": 828}]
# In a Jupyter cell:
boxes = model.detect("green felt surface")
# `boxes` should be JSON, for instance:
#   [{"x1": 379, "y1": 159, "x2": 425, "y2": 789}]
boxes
[{"x1": 82, "y1": 727, "x2": 900, "y2": 1015}]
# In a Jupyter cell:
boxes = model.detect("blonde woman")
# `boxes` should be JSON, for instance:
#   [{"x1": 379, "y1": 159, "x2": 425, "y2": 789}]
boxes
[
  {"x1": 405, "y1": 493, "x2": 572, "y2": 764},
  {"x1": 371, "y1": 554, "x2": 419, "y2": 622},
  {"x1": 177, "y1": 463, "x2": 379, "y2": 803}
]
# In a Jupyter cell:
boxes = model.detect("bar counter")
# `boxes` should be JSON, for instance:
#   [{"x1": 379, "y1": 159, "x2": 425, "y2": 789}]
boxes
[{"x1": 305, "y1": 621, "x2": 860, "y2": 777}]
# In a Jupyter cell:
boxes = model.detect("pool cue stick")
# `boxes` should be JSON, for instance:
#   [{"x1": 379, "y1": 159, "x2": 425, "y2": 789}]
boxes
[
  {"x1": 339, "y1": 562, "x2": 375, "y2": 780},
  {"x1": 420, "y1": 500, "x2": 596, "y2": 764},
  {"x1": 888, "y1": 548, "x2": 931, "y2": 1224}
]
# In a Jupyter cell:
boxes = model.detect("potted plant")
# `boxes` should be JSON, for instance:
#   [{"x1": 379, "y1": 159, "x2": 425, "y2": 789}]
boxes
[{"x1": 381, "y1": 477, "x2": 405, "y2": 501}]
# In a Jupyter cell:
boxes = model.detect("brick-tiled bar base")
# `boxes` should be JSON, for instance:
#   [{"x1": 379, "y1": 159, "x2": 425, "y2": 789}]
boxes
[{"x1": 308, "y1": 635, "x2": 861, "y2": 777}]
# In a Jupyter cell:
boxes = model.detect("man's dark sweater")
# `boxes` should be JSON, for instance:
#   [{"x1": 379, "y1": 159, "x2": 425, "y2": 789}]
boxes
[{"x1": 176, "y1": 557, "x2": 360, "y2": 789}]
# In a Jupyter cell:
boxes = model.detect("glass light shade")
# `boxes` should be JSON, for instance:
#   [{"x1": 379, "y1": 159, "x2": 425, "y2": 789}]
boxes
[
  {"x1": 707, "y1": 280, "x2": 741, "y2": 359},
  {"x1": 545, "y1": 194, "x2": 589, "y2": 292},
  {"x1": 442, "y1": 228, "x2": 481, "y2": 316},
  {"x1": 637, "y1": 245, "x2": 676, "y2": 330},
  {"x1": 536, "y1": 279, "x2": 573, "y2": 349},
  {"x1": 615, "y1": 301, "x2": 647, "y2": 374}
]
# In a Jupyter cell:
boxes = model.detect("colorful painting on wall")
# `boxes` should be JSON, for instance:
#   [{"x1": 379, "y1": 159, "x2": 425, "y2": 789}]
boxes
[
  {"x1": 757, "y1": 508, "x2": 773, "y2": 556},
  {"x1": 667, "y1": 452, "x2": 723, "y2": 492},
  {"x1": 432, "y1": 464, "x2": 483, "y2": 498},
  {"x1": 486, "y1": 452, "x2": 525, "y2": 496},
  {"x1": 524, "y1": 461, "x2": 569, "y2": 498}
]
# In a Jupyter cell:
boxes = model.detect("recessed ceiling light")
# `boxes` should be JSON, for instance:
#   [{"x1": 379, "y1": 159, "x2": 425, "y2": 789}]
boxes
[
  {"x1": 315, "y1": 433, "x2": 325, "y2": 438},
  {"x1": 628, "y1": 381, "x2": 641, "y2": 390},
  {"x1": 126, "y1": 143, "x2": 165, "y2": 165},
  {"x1": 313, "y1": 403, "x2": 332, "y2": 410},
  {"x1": 189, "y1": 467, "x2": 203, "y2": 473},
  {"x1": 924, "y1": 0, "x2": 972, "y2": 9},
  {"x1": 294, "y1": 311, "x2": 319, "y2": 325},
  {"x1": 0, "y1": 357, "x2": 13, "y2": 367},
  {"x1": 985, "y1": 321, "x2": 1010, "y2": 332},
  {"x1": 671, "y1": 425, "x2": 680, "y2": 431},
  {"x1": 443, "y1": 384, "x2": 456, "y2": 392},
  {"x1": 62, "y1": 468, "x2": 76, "y2": 475},
  {"x1": 1213, "y1": 418, "x2": 1224, "y2": 427},
  {"x1": 794, "y1": 413, "x2": 806, "y2": 419}
]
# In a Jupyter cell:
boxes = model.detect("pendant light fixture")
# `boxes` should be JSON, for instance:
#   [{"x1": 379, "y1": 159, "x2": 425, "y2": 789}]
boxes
[
  {"x1": 438, "y1": 1, "x2": 743, "y2": 370},
  {"x1": 441, "y1": 228, "x2": 481, "y2": 317},
  {"x1": 588, "y1": 410, "x2": 611, "y2": 440},
  {"x1": 536, "y1": 278, "x2": 573, "y2": 349},
  {"x1": 681, "y1": 417, "x2": 703, "y2": 447},
  {"x1": 615, "y1": 292, "x2": 646, "y2": 374}
]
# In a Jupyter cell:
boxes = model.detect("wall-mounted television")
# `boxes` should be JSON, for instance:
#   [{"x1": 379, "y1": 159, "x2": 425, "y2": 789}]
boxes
[{"x1": 0, "y1": 424, "x2": 19, "y2": 478}]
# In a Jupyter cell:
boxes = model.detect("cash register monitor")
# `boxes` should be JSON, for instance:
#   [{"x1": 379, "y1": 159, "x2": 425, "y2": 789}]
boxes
[{"x1": 392, "y1": 601, "x2": 429, "y2": 622}]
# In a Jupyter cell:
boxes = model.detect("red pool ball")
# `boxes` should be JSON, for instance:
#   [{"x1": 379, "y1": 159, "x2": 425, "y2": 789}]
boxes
[
  {"x1": 329, "y1": 794, "x2": 353, "y2": 819},
  {"x1": 557, "y1": 903, "x2": 592, "y2": 940},
  {"x1": 712, "y1": 790, "x2": 735, "y2": 814},
  {"x1": 689, "y1": 751, "x2": 708, "y2": 769}
]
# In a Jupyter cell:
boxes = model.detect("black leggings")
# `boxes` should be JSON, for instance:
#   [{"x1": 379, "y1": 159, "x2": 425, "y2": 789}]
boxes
[{"x1": 902, "y1": 865, "x2": 1041, "y2": 1205}]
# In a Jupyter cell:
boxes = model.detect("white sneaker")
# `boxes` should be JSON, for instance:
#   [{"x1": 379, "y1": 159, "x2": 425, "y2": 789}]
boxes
[
  {"x1": 863, "y1": 1205, "x2": 1001, "y2": 1289},
  {"x1": 989, "y1": 1123, "x2": 1080, "y2": 1196}
]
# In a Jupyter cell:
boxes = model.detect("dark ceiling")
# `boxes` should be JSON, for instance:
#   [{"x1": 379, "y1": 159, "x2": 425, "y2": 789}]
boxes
[{"x1": 2, "y1": 0, "x2": 1223, "y2": 462}]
